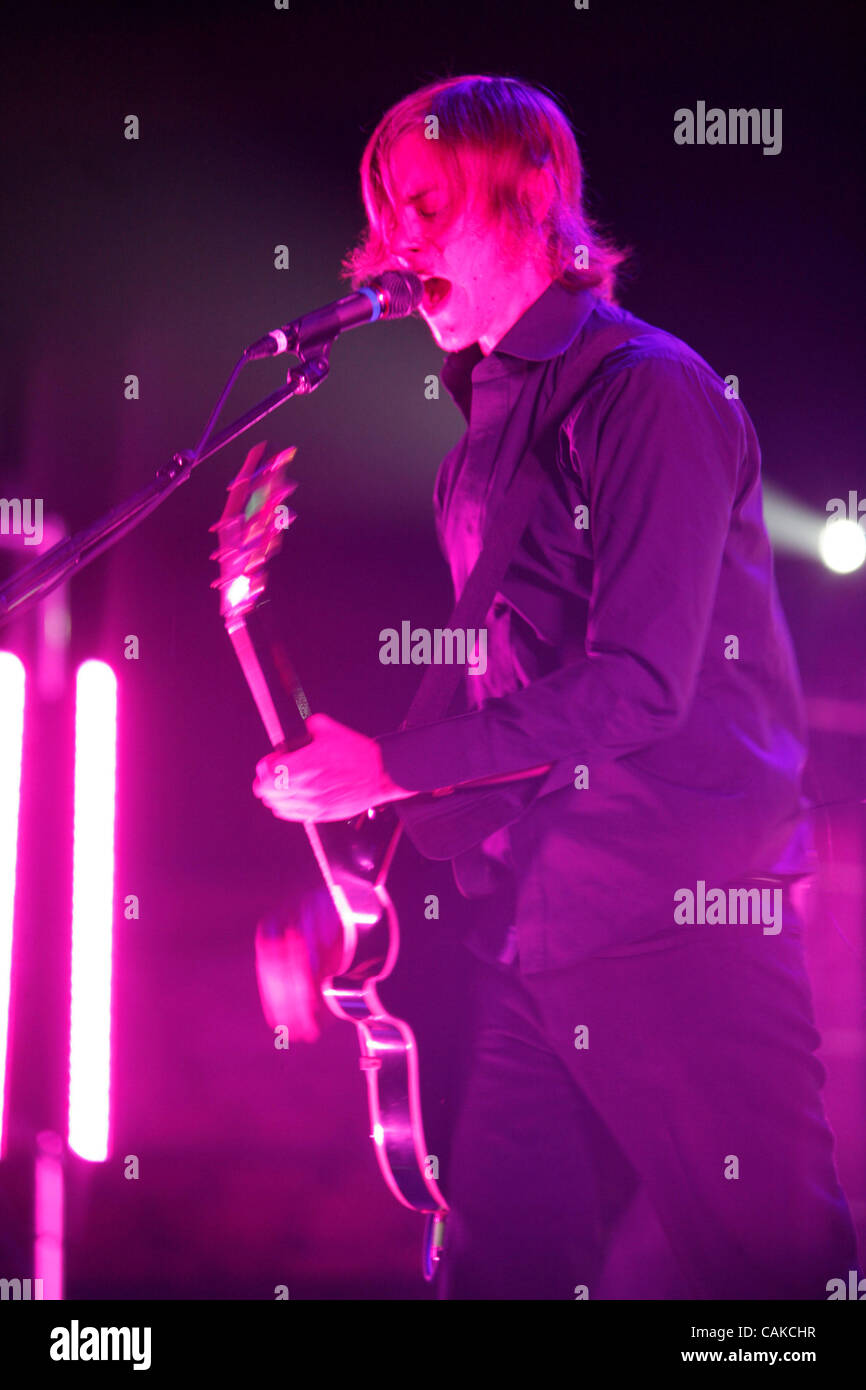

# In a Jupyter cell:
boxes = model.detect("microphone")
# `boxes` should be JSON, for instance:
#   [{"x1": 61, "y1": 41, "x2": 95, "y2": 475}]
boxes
[{"x1": 244, "y1": 270, "x2": 423, "y2": 360}]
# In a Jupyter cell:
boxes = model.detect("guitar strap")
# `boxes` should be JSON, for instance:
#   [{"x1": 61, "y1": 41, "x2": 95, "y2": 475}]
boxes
[
  {"x1": 402, "y1": 314, "x2": 649, "y2": 733},
  {"x1": 394, "y1": 311, "x2": 651, "y2": 861}
]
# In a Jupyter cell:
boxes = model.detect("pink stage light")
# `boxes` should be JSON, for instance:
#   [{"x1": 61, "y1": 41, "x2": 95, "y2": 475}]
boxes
[
  {"x1": 34, "y1": 1130, "x2": 64, "y2": 1299},
  {"x1": 68, "y1": 661, "x2": 118, "y2": 1162},
  {"x1": 0, "y1": 651, "x2": 26, "y2": 1157}
]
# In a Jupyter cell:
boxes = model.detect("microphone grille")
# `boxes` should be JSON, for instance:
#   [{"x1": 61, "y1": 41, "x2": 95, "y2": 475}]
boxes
[{"x1": 376, "y1": 270, "x2": 423, "y2": 317}]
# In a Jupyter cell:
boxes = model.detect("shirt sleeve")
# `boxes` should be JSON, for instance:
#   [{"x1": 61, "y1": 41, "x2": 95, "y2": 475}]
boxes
[{"x1": 376, "y1": 353, "x2": 745, "y2": 794}]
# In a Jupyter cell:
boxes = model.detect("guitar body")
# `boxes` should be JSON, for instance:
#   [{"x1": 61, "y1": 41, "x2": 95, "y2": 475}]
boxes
[{"x1": 209, "y1": 441, "x2": 447, "y2": 1276}]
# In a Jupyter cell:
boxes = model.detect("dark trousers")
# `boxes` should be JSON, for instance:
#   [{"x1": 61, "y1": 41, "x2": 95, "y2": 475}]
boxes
[{"x1": 439, "y1": 900, "x2": 859, "y2": 1299}]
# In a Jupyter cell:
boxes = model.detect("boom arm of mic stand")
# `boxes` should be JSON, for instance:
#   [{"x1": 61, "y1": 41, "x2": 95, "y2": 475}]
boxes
[{"x1": 0, "y1": 349, "x2": 332, "y2": 631}]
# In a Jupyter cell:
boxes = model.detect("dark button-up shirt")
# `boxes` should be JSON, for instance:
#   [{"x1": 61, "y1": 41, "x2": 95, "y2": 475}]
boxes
[{"x1": 377, "y1": 282, "x2": 813, "y2": 971}]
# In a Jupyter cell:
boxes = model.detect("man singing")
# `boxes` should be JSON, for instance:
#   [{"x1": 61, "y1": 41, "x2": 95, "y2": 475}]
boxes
[{"x1": 253, "y1": 74, "x2": 858, "y2": 1299}]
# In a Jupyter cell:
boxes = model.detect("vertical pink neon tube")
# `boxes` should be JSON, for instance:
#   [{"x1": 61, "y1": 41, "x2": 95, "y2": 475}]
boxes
[
  {"x1": 68, "y1": 660, "x2": 118, "y2": 1162},
  {"x1": 0, "y1": 652, "x2": 26, "y2": 1157},
  {"x1": 34, "y1": 1130, "x2": 64, "y2": 1299}
]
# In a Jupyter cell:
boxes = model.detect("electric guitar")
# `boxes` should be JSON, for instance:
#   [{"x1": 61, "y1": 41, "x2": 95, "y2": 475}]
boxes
[{"x1": 209, "y1": 440, "x2": 448, "y2": 1278}]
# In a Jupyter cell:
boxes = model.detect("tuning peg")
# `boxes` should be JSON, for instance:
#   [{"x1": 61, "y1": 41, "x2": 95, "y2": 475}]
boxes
[
  {"x1": 208, "y1": 544, "x2": 239, "y2": 564},
  {"x1": 272, "y1": 482, "x2": 299, "y2": 504}
]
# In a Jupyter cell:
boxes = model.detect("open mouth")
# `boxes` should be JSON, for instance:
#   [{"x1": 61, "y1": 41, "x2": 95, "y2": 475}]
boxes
[{"x1": 421, "y1": 276, "x2": 452, "y2": 314}]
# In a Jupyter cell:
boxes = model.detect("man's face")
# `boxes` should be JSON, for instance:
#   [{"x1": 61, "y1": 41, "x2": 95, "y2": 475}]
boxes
[{"x1": 384, "y1": 129, "x2": 527, "y2": 354}]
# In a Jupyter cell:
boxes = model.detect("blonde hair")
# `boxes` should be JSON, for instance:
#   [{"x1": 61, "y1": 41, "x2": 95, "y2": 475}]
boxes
[{"x1": 342, "y1": 73, "x2": 630, "y2": 302}]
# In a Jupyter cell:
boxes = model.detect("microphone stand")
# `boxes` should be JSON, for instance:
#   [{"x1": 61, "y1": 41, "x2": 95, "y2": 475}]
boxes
[{"x1": 0, "y1": 344, "x2": 334, "y2": 631}]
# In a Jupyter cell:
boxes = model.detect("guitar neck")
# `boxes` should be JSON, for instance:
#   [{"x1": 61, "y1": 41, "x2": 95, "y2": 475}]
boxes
[
  {"x1": 228, "y1": 599, "x2": 312, "y2": 753},
  {"x1": 227, "y1": 603, "x2": 362, "y2": 898}
]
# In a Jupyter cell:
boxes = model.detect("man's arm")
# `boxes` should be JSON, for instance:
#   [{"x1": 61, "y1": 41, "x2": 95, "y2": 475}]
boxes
[{"x1": 375, "y1": 354, "x2": 745, "y2": 795}]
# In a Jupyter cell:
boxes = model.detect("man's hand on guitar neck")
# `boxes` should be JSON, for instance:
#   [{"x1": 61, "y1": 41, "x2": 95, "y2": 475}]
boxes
[{"x1": 252, "y1": 713, "x2": 411, "y2": 822}]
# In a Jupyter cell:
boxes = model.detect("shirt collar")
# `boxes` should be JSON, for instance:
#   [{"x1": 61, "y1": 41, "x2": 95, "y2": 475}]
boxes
[
  {"x1": 440, "y1": 282, "x2": 599, "y2": 418},
  {"x1": 494, "y1": 280, "x2": 598, "y2": 361}
]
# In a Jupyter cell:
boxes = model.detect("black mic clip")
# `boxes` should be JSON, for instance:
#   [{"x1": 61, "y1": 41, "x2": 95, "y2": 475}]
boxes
[{"x1": 286, "y1": 341, "x2": 333, "y2": 394}]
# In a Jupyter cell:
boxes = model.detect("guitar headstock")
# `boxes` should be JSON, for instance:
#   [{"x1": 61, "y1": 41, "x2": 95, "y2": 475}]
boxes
[{"x1": 209, "y1": 441, "x2": 298, "y2": 628}]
